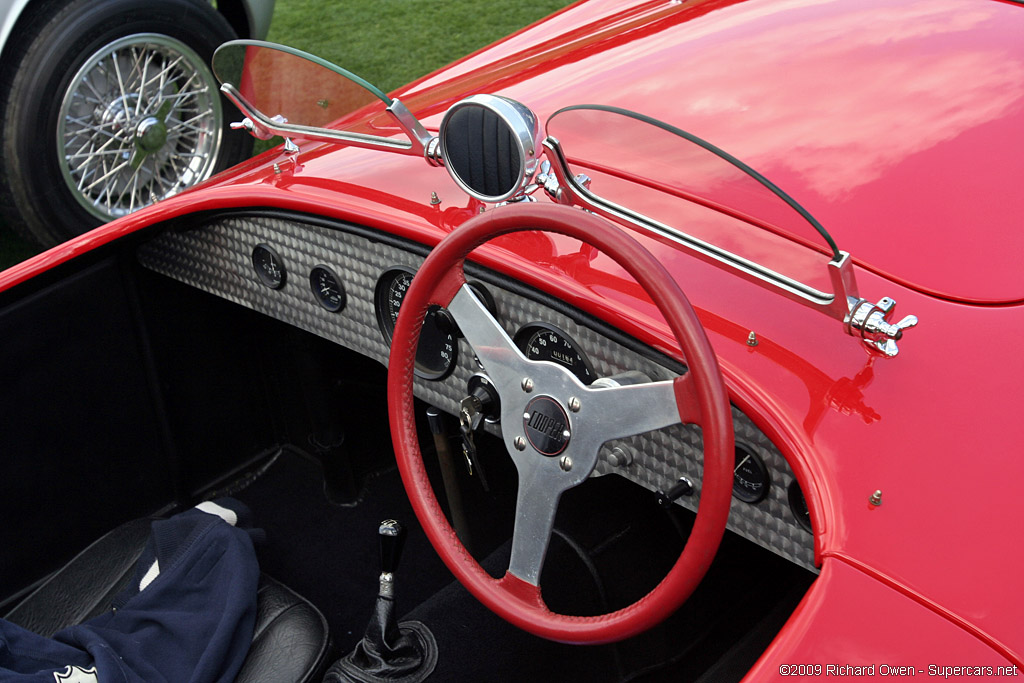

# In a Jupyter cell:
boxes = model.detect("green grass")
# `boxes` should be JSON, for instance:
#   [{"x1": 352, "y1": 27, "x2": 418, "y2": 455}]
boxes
[
  {"x1": 266, "y1": 0, "x2": 572, "y2": 93},
  {"x1": 0, "y1": 0, "x2": 573, "y2": 271}
]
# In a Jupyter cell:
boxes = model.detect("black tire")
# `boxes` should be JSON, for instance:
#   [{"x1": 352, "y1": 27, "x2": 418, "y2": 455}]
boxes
[{"x1": 0, "y1": 0, "x2": 251, "y2": 247}]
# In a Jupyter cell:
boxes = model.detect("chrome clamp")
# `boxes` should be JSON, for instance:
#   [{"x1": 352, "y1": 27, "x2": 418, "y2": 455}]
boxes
[{"x1": 845, "y1": 297, "x2": 918, "y2": 357}]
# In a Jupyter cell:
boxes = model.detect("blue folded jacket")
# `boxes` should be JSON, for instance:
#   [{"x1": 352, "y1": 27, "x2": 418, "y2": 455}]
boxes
[{"x1": 0, "y1": 499, "x2": 260, "y2": 683}]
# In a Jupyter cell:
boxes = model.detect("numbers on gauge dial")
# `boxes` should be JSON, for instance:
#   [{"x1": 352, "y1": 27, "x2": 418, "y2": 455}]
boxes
[
  {"x1": 513, "y1": 323, "x2": 595, "y2": 385},
  {"x1": 375, "y1": 267, "x2": 457, "y2": 381}
]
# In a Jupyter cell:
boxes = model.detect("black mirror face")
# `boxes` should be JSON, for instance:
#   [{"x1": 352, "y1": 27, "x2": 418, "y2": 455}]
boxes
[
  {"x1": 439, "y1": 95, "x2": 540, "y2": 202},
  {"x1": 442, "y1": 105, "x2": 522, "y2": 200}
]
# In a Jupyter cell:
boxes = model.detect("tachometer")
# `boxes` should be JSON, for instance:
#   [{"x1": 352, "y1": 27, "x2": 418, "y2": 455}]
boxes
[
  {"x1": 375, "y1": 267, "x2": 457, "y2": 380},
  {"x1": 513, "y1": 323, "x2": 595, "y2": 385}
]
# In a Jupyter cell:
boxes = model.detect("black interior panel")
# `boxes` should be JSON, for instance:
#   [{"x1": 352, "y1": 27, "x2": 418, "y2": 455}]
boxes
[{"x1": 0, "y1": 257, "x2": 171, "y2": 598}]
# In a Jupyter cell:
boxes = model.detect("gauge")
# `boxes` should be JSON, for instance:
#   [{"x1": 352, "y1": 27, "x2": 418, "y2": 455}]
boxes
[
  {"x1": 375, "y1": 267, "x2": 457, "y2": 380},
  {"x1": 252, "y1": 243, "x2": 285, "y2": 289},
  {"x1": 513, "y1": 323, "x2": 595, "y2": 385},
  {"x1": 310, "y1": 265, "x2": 346, "y2": 312},
  {"x1": 788, "y1": 480, "x2": 813, "y2": 532},
  {"x1": 732, "y1": 444, "x2": 770, "y2": 503}
]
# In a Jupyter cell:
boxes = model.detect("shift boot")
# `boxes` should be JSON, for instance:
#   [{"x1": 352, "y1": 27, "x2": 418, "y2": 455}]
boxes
[{"x1": 324, "y1": 521, "x2": 437, "y2": 683}]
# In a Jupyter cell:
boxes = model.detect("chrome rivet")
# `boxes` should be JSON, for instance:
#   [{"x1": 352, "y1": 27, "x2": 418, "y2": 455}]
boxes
[
  {"x1": 747, "y1": 331, "x2": 759, "y2": 347},
  {"x1": 568, "y1": 397, "x2": 581, "y2": 412},
  {"x1": 869, "y1": 490, "x2": 883, "y2": 506},
  {"x1": 559, "y1": 456, "x2": 573, "y2": 471},
  {"x1": 562, "y1": 429, "x2": 571, "y2": 440},
  {"x1": 430, "y1": 192, "x2": 441, "y2": 205},
  {"x1": 273, "y1": 163, "x2": 282, "y2": 174},
  {"x1": 514, "y1": 436, "x2": 526, "y2": 451},
  {"x1": 521, "y1": 377, "x2": 534, "y2": 393},
  {"x1": 523, "y1": 412, "x2": 531, "y2": 421}
]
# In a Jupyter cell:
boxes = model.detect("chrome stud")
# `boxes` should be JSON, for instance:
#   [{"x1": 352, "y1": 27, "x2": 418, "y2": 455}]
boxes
[{"x1": 514, "y1": 436, "x2": 527, "y2": 451}]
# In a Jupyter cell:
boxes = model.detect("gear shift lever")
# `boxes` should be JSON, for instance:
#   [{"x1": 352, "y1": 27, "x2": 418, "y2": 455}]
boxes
[
  {"x1": 378, "y1": 519, "x2": 403, "y2": 597},
  {"x1": 324, "y1": 520, "x2": 438, "y2": 683}
]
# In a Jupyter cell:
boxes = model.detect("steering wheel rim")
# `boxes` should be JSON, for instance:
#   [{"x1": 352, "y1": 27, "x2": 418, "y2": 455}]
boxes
[{"x1": 388, "y1": 202, "x2": 733, "y2": 644}]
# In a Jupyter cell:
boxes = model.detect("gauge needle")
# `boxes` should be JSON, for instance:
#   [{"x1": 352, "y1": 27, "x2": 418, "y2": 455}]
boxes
[{"x1": 735, "y1": 453, "x2": 750, "y2": 474}]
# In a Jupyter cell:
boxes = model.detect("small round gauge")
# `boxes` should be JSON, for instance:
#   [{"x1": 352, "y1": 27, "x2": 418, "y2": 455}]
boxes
[
  {"x1": 732, "y1": 444, "x2": 770, "y2": 504},
  {"x1": 788, "y1": 480, "x2": 813, "y2": 533},
  {"x1": 513, "y1": 323, "x2": 595, "y2": 385},
  {"x1": 375, "y1": 267, "x2": 457, "y2": 380},
  {"x1": 310, "y1": 265, "x2": 346, "y2": 312},
  {"x1": 252, "y1": 243, "x2": 285, "y2": 289}
]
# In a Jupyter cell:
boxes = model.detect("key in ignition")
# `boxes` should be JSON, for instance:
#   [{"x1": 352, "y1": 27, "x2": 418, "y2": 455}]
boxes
[{"x1": 458, "y1": 374, "x2": 501, "y2": 491}]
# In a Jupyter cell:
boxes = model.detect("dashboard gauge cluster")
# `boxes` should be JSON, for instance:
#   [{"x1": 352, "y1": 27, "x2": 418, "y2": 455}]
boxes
[
  {"x1": 249, "y1": 243, "x2": 810, "y2": 534},
  {"x1": 146, "y1": 216, "x2": 818, "y2": 571},
  {"x1": 513, "y1": 323, "x2": 596, "y2": 385}
]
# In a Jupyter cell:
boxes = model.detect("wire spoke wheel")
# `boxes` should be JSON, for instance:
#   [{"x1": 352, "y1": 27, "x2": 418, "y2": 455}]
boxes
[{"x1": 58, "y1": 34, "x2": 222, "y2": 221}]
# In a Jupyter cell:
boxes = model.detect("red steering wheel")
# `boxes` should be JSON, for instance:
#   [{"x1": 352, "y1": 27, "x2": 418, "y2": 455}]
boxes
[{"x1": 388, "y1": 202, "x2": 733, "y2": 644}]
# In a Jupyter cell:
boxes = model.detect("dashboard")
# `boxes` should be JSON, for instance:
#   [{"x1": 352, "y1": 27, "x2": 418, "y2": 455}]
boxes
[{"x1": 137, "y1": 212, "x2": 816, "y2": 572}]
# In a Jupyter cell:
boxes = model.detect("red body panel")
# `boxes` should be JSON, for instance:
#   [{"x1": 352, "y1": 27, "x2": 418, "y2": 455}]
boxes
[{"x1": 4, "y1": 0, "x2": 1022, "y2": 672}]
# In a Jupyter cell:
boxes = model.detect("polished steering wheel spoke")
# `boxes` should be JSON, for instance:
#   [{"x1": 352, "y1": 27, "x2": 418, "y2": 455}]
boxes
[
  {"x1": 579, "y1": 380, "x2": 683, "y2": 443},
  {"x1": 448, "y1": 284, "x2": 532, "y2": 389},
  {"x1": 506, "y1": 461, "x2": 573, "y2": 585}
]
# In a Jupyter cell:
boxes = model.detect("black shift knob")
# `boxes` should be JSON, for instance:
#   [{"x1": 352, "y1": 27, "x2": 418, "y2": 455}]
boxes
[{"x1": 378, "y1": 519, "x2": 405, "y2": 576}]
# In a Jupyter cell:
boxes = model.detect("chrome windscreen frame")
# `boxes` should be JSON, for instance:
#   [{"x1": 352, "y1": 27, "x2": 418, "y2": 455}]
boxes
[
  {"x1": 219, "y1": 82, "x2": 434, "y2": 157},
  {"x1": 541, "y1": 137, "x2": 917, "y2": 357}
]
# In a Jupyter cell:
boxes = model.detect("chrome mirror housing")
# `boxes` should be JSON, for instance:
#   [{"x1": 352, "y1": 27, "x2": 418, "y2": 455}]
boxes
[{"x1": 437, "y1": 95, "x2": 545, "y2": 204}]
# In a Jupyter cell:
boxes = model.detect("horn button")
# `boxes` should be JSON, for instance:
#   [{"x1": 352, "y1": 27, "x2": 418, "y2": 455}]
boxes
[{"x1": 523, "y1": 396, "x2": 571, "y2": 456}]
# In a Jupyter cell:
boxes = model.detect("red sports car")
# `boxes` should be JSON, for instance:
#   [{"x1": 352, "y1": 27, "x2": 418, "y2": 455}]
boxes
[{"x1": 1, "y1": 0, "x2": 1021, "y2": 680}]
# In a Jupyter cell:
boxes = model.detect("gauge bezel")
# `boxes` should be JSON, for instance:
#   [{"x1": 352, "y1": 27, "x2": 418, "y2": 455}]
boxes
[
  {"x1": 513, "y1": 321, "x2": 597, "y2": 385},
  {"x1": 732, "y1": 443, "x2": 770, "y2": 504},
  {"x1": 252, "y1": 243, "x2": 286, "y2": 289},
  {"x1": 374, "y1": 266, "x2": 458, "y2": 381},
  {"x1": 309, "y1": 264, "x2": 346, "y2": 312}
]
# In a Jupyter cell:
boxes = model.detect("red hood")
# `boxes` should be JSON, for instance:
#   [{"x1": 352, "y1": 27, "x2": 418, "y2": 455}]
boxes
[{"x1": 395, "y1": 0, "x2": 1024, "y2": 305}]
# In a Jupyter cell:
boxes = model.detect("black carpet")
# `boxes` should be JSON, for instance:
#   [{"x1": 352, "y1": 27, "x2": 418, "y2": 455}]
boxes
[
  {"x1": 230, "y1": 446, "x2": 814, "y2": 681},
  {"x1": 233, "y1": 449, "x2": 454, "y2": 651}
]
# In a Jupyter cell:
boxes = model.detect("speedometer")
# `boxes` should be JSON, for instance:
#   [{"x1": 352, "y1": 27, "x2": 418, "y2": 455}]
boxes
[
  {"x1": 374, "y1": 267, "x2": 457, "y2": 380},
  {"x1": 513, "y1": 323, "x2": 595, "y2": 385}
]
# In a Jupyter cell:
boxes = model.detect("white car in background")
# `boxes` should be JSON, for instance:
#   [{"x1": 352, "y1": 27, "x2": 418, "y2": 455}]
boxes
[{"x1": 0, "y1": 0, "x2": 274, "y2": 246}]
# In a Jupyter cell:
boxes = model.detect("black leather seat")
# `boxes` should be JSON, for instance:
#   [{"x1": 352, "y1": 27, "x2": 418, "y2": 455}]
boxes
[{"x1": 3, "y1": 518, "x2": 330, "y2": 683}]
